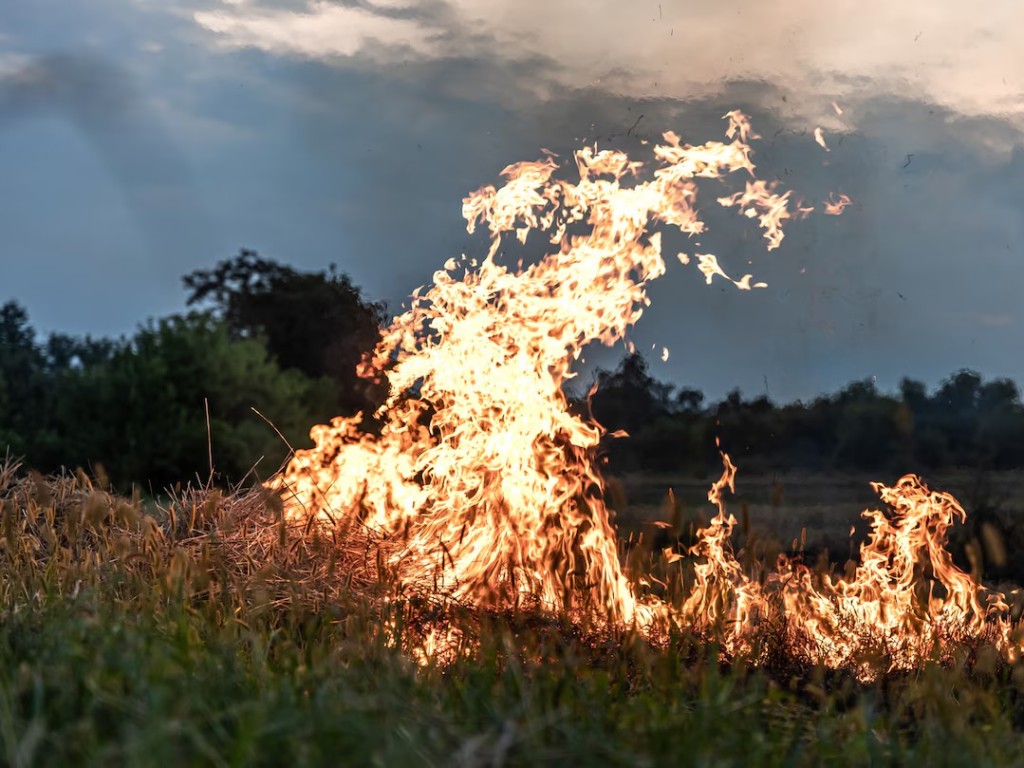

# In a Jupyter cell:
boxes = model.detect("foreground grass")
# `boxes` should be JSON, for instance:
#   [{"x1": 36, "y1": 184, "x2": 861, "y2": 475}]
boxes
[
  {"x1": 2, "y1": 466, "x2": 1024, "y2": 766},
  {"x1": 6, "y1": 597, "x2": 1024, "y2": 767}
]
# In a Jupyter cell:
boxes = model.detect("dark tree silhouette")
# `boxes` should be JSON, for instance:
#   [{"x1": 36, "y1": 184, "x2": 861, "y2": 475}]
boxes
[
  {"x1": 6, "y1": 284, "x2": 1024, "y2": 490},
  {"x1": 66, "y1": 312, "x2": 336, "y2": 490},
  {"x1": 591, "y1": 353, "x2": 672, "y2": 436},
  {"x1": 0, "y1": 302, "x2": 46, "y2": 455},
  {"x1": 183, "y1": 249, "x2": 388, "y2": 417}
]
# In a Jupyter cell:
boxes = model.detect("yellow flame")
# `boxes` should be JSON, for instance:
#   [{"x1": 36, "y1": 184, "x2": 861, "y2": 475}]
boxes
[
  {"x1": 270, "y1": 110, "x2": 1021, "y2": 672},
  {"x1": 814, "y1": 127, "x2": 830, "y2": 152},
  {"x1": 272, "y1": 111, "x2": 791, "y2": 628},
  {"x1": 824, "y1": 192, "x2": 852, "y2": 215},
  {"x1": 676, "y1": 462, "x2": 1021, "y2": 678},
  {"x1": 716, "y1": 180, "x2": 814, "y2": 251}
]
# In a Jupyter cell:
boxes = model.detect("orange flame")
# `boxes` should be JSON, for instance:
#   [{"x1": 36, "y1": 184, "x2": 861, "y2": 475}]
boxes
[
  {"x1": 270, "y1": 111, "x2": 1021, "y2": 672},
  {"x1": 824, "y1": 192, "x2": 852, "y2": 215},
  {"x1": 273, "y1": 111, "x2": 787, "y2": 627},
  {"x1": 814, "y1": 127, "x2": 830, "y2": 152},
  {"x1": 716, "y1": 180, "x2": 814, "y2": 251},
  {"x1": 694, "y1": 253, "x2": 768, "y2": 290},
  {"x1": 675, "y1": 460, "x2": 1020, "y2": 678}
]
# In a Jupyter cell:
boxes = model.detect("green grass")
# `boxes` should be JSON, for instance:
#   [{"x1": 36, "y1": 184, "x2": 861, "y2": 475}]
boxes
[{"x1": 2, "y1": 465, "x2": 1024, "y2": 766}]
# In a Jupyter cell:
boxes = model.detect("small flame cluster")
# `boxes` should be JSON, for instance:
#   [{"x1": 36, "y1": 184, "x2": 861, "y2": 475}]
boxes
[
  {"x1": 684, "y1": 456, "x2": 1020, "y2": 675},
  {"x1": 271, "y1": 112, "x2": 1021, "y2": 676}
]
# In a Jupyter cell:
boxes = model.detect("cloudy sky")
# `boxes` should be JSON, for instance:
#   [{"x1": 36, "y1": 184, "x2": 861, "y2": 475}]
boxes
[{"x1": 2, "y1": 0, "x2": 1023, "y2": 402}]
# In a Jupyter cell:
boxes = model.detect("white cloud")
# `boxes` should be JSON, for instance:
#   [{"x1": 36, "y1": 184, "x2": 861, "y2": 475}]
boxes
[
  {"x1": 0, "y1": 52, "x2": 31, "y2": 78},
  {"x1": 192, "y1": 0, "x2": 1024, "y2": 126},
  {"x1": 977, "y1": 313, "x2": 1015, "y2": 328},
  {"x1": 193, "y1": 0, "x2": 438, "y2": 59}
]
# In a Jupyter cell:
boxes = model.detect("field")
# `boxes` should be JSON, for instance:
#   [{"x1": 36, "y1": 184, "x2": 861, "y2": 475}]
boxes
[
  {"x1": 613, "y1": 469, "x2": 1024, "y2": 581},
  {"x1": 3, "y1": 463, "x2": 1024, "y2": 766}
]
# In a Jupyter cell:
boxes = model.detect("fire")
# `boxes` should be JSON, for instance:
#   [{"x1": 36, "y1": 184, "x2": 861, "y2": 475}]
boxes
[
  {"x1": 716, "y1": 180, "x2": 814, "y2": 251},
  {"x1": 676, "y1": 461, "x2": 1021, "y2": 678},
  {"x1": 780, "y1": 475, "x2": 1018, "y2": 670},
  {"x1": 814, "y1": 126, "x2": 830, "y2": 152},
  {"x1": 824, "y1": 192, "x2": 852, "y2": 215},
  {"x1": 270, "y1": 111, "x2": 1021, "y2": 673},
  {"x1": 678, "y1": 447, "x2": 768, "y2": 656},
  {"x1": 693, "y1": 253, "x2": 768, "y2": 290}
]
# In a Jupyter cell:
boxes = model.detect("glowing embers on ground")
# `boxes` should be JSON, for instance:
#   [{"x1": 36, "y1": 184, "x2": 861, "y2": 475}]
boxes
[{"x1": 269, "y1": 111, "x2": 1021, "y2": 673}]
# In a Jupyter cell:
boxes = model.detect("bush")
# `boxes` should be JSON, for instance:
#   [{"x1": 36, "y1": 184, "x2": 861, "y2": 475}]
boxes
[{"x1": 56, "y1": 312, "x2": 337, "y2": 491}]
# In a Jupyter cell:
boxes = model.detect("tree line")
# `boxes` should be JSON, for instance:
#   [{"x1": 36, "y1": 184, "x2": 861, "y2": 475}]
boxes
[
  {"x1": 0, "y1": 250, "x2": 385, "y2": 492},
  {"x1": 3, "y1": 249, "x2": 1023, "y2": 492},
  {"x1": 588, "y1": 353, "x2": 1024, "y2": 476}
]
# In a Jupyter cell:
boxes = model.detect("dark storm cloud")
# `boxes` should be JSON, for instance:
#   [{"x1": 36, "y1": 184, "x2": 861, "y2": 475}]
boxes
[
  {"x1": 1, "y1": 0, "x2": 1022, "y2": 402},
  {"x1": 0, "y1": 53, "x2": 200, "y2": 198},
  {"x1": 0, "y1": 50, "x2": 221, "y2": 331},
  {"x1": 254, "y1": 48, "x2": 1024, "y2": 400}
]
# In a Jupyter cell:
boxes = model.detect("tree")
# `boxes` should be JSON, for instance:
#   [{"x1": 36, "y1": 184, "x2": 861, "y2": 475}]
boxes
[
  {"x1": 590, "y1": 353, "x2": 672, "y2": 436},
  {"x1": 183, "y1": 250, "x2": 387, "y2": 417},
  {"x1": 899, "y1": 377, "x2": 928, "y2": 412},
  {"x1": 976, "y1": 378, "x2": 1024, "y2": 468},
  {"x1": 0, "y1": 301, "x2": 46, "y2": 455},
  {"x1": 831, "y1": 381, "x2": 902, "y2": 471},
  {"x1": 675, "y1": 387, "x2": 705, "y2": 413},
  {"x1": 58, "y1": 313, "x2": 336, "y2": 491},
  {"x1": 44, "y1": 333, "x2": 117, "y2": 371},
  {"x1": 932, "y1": 370, "x2": 985, "y2": 466},
  {"x1": 936, "y1": 370, "x2": 983, "y2": 413},
  {"x1": 714, "y1": 390, "x2": 781, "y2": 471}
]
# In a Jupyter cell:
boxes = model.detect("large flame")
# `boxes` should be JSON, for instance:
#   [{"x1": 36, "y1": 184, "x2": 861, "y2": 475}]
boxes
[{"x1": 271, "y1": 112, "x2": 1021, "y2": 674}]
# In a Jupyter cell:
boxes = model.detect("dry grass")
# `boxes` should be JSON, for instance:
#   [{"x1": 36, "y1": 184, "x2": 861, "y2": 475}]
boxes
[
  {"x1": 0, "y1": 459, "x2": 391, "y2": 641},
  {"x1": 613, "y1": 469, "x2": 1024, "y2": 566},
  {"x1": 2, "y1": 460, "x2": 1024, "y2": 765}
]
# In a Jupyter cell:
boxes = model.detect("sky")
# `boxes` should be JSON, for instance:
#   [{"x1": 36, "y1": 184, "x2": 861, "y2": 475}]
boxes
[{"x1": 1, "y1": 0, "x2": 1023, "y2": 402}]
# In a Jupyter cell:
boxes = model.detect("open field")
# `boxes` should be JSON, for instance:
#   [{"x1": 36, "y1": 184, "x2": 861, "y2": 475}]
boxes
[
  {"x1": 3, "y1": 464, "x2": 1024, "y2": 766},
  {"x1": 612, "y1": 469, "x2": 1024, "y2": 578}
]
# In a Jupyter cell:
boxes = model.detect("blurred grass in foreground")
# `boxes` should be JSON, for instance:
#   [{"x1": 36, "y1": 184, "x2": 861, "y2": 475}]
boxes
[{"x1": 1, "y1": 462, "x2": 1023, "y2": 767}]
